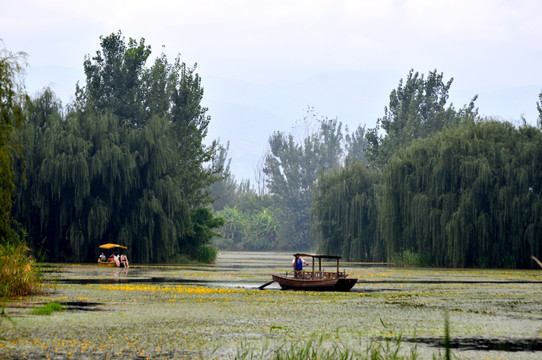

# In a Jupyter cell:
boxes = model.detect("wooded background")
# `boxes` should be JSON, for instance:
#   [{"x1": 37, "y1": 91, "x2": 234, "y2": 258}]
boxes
[{"x1": 2, "y1": 33, "x2": 542, "y2": 267}]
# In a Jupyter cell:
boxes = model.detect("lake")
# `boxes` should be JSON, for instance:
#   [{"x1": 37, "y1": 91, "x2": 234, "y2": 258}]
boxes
[{"x1": 1, "y1": 251, "x2": 541, "y2": 359}]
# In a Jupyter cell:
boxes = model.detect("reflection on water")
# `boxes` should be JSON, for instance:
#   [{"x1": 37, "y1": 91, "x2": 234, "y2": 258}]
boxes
[
  {"x1": 45, "y1": 252, "x2": 294, "y2": 288},
  {"x1": 403, "y1": 336, "x2": 542, "y2": 352},
  {"x1": 43, "y1": 251, "x2": 542, "y2": 290}
]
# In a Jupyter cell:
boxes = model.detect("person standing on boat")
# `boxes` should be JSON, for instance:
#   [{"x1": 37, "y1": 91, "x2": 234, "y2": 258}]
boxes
[{"x1": 292, "y1": 254, "x2": 308, "y2": 277}]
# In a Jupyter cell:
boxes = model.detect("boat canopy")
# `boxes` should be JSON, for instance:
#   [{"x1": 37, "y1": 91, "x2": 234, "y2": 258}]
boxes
[
  {"x1": 293, "y1": 253, "x2": 341, "y2": 260},
  {"x1": 99, "y1": 243, "x2": 128, "y2": 250},
  {"x1": 294, "y1": 253, "x2": 343, "y2": 275}
]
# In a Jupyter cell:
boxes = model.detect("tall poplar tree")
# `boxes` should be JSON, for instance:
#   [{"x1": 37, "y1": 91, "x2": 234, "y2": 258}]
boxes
[
  {"x1": 75, "y1": 31, "x2": 151, "y2": 127},
  {"x1": 264, "y1": 111, "x2": 343, "y2": 250},
  {"x1": 365, "y1": 69, "x2": 477, "y2": 169}
]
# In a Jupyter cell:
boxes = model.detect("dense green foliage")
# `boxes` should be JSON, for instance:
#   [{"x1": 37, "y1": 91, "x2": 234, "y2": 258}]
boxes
[
  {"x1": 365, "y1": 69, "x2": 477, "y2": 169},
  {"x1": 313, "y1": 70, "x2": 472, "y2": 262},
  {"x1": 263, "y1": 111, "x2": 345, "y2": 250},
  {"x1": 13, "y1": 32, "x2": 222, "y2": 263},
  {"x1": 0, "y1": 46, "x2": 42, "y2": 299},
  {"x1": 209, "y1": 141, "x2": 237, "y2": 212},
  {"x1": 215, "y1": 202, "x2": 280, "y2": 251},
  {"x1": 312, "y1": 161, "x2": 382, "y2": 261},
  {"x1": 0, "y1": 47, "x2": 27, "y2": 243},
  {"x1": 6, "y1": 32, "x2": 541, "y2": 269},
  {"x1": 1, "y1": 241, "x2": 42, "y2": 298},
  {"x1": 312, "y1": 70, "x2": 542, "y2": 268},
  {"x1": 210, "y1": 142, "x2": 282, "y2": 251},
  {"x1": 384, "y1": 120, "x2": 542, "y2": 268}
]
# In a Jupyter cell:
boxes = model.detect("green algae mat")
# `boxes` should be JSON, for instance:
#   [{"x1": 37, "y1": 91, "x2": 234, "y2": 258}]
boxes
[{"x1": 1, "y1": 251, "x2": 541, "y2": 359}]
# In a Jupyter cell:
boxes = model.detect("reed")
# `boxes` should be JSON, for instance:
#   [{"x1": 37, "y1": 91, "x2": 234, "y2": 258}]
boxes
[
  {"x1": 231, "y1": 333, "x2": 418, "y2": 360},
  {"x1": 0, "y1": 241, "x2": 42, "y2": 298}
]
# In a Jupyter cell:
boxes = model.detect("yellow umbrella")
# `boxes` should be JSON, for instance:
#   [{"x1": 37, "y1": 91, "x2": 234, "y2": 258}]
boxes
[{"x1": 99, "y1": 243, "x2": 127, "y2": 250}]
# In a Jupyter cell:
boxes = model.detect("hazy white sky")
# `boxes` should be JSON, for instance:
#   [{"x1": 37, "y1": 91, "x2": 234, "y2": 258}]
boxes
[{"x1": 2, "y1": 0, "x2": 541, "y2": 180}]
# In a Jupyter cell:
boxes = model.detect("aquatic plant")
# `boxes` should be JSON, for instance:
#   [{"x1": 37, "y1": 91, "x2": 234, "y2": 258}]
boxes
[
  {"x1": 31, "y1": 302, "x2": 63, "y2": 315},
  {"x1": 1, "y1": 253, "x2": 541, "y2": 359}
]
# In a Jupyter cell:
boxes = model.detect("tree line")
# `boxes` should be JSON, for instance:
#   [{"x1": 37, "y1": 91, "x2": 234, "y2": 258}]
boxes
[
  {"x1": 3, "y1": 32, "x2": 542, "y2": 268},
  {"x1": 212, "y1": 108, "x2": 367, "y2": 251},
  {"x1": 314, "y1": 71, "x2": 542, "y2": 268},
  {"x1": 8, "y1": 31, "x2": 224, "y2": 263},
  {"x1": 216, "y1": 70, "x2": 542, "y2": 268}
]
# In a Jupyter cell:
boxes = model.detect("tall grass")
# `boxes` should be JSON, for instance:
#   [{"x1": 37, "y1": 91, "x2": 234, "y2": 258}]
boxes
[
  {"x1": 231, "y1": 315, "x2": 456, "y2": 360},
  {"x1": 0, "y1": 241, "x2": 42, "y2": 298},
  {"x1": 231, "y1": 333, "x2": 418, "y2": 360}
]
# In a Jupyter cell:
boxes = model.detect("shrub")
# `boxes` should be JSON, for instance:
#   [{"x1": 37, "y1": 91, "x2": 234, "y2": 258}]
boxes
[
  {"x1": 391, "y1": 249, "x2": 428, "y2": 268},
  {"x1": 0, "y1": 242, "x2": 42, "y2": 298},
  {"x1": 196, "y1": 244, "x2": 218, "y2": 263},
  {"x1": 171, "y1": 253, "x2": 192, "y2": 264}
]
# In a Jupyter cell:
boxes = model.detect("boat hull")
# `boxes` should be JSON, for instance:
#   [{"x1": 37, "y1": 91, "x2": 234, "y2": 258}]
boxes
[
  {"x1": 97, "y1": 259, "x2": 121, "y2": 267},
  {"x1": 272, "y1": 274, "x2": 357, "y2": 291}
]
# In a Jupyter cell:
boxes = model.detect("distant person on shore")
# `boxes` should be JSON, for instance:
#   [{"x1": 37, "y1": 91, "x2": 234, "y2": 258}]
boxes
[{"x1": 120, "y1": 254, "x2": 129, "y2": 268}]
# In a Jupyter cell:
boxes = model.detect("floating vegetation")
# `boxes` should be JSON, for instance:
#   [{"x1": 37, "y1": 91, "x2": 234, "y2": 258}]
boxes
[
  {"x1": 31, "y1": 302, "x2": 63, "y2": 315},
  {"x1": 1, "y1": 252, "x2": 541, "y2": 359}
]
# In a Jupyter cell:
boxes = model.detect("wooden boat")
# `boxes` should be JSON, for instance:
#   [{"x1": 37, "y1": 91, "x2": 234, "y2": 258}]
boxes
[
  {"x1": 271, "y1": 253, "x2": 357, "y2": 291},
  {"x1": 97, "y1": 259, "x2": 118, "y2": 267},
  {"x1": 97, "y1": 243, "x2": 128, "y2": 267}
]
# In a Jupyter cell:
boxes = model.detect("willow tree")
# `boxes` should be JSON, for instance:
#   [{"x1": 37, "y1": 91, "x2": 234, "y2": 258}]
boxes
[
  {"x1": 0, "y1": 47, "x2": 43, "y2": 298},
  {"x1": 382, "y1": 120, "x2": 542, "y2": 268},
  {"x1": 77, "y1": 32, "x2": 219, "y2": 262},
  {"x1": 312, "y1": 161, "x2": 382, "y2": 261},
  {"x1": 15, "y1": 90, "x2": 92, "y2": 260},
  {"x1": 14, "y1": 32, "x2": 221, "y2": 263},
  {"x1": 0, "y1": 46, "x2": 28, "y2": 243}
]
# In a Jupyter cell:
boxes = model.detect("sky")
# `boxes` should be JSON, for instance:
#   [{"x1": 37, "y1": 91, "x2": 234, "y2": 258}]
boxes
[{"x1": 2, "y1": 0, "x2": 541, "y2": 181}]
